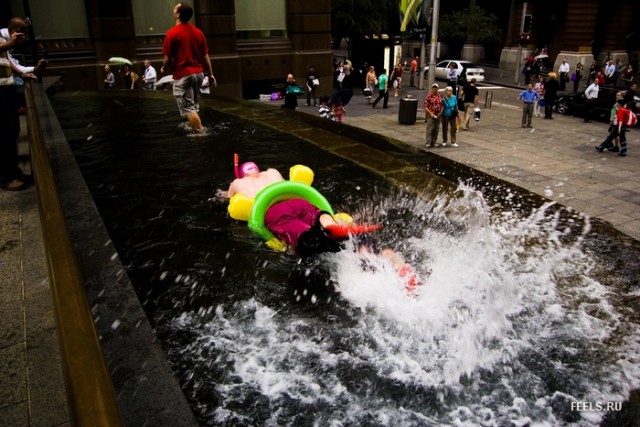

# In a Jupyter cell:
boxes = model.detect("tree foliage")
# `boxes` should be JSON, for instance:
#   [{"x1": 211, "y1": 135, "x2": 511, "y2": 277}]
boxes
[
  {"x1": 331, "y1": 0, "x2": 398, "y2": 42},
  {"x1": 439, "y1": 7, "x2": 502, "y2": 44}
]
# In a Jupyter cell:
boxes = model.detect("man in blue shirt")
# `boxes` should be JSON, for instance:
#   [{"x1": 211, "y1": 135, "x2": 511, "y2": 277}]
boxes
[{"x1": 517, "y1": 83, "x2": 540, "y2": 128}]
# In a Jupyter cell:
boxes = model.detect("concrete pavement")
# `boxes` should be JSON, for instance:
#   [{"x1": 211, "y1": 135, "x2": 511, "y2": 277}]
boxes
[
  {"x1": 288, "y1": 66, "x2": 640, "y2": 241},
  {"x1": 0, "y1": 115, "x2": 70, "y2": 426}
]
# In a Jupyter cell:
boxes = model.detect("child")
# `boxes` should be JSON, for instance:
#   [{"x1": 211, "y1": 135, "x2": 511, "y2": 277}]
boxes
[
  {"x1": 318, "y1": 95, "x2": 334, "y2": 121},
  {"x1": 330, "y1": 96, "x2": 346, "y2": 123}
]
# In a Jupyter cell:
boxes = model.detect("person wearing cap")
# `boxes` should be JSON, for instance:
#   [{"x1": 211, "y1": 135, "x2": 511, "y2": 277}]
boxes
[
  {"x1": 423, "y1": 83, "x2": 443, "y2": 148},
  {"x1": 226, "y1": 162, "x2": 346, "y2": 256}
]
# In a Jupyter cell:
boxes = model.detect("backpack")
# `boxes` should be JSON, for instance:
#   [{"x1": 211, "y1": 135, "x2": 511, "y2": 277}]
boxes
[{"x1": 628, "y1": 111, "x2": 638, "y2": 127}]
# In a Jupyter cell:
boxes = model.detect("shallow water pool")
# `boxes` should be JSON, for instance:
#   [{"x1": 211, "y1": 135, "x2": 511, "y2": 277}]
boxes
[{"x1": 51, "y1": 91, "x2": 640, "y2": 426}]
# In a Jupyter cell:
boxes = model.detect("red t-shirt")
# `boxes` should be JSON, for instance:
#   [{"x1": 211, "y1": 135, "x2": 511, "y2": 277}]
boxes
[
  {"x1": 162, "y1": 23, "x2": 208, "y2": 80},
  {"x1": 616, "y1": 107, "x2": 630, "y2": 127}
]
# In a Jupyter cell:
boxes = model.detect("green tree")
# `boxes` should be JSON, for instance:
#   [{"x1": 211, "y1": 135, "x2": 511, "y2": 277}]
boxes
[
  {"x1": 439, "y1": 7, "x2": 502, "y2": 57},
  {"x1": 331, "y1": 0, "x2": 397, "y2": 56}
]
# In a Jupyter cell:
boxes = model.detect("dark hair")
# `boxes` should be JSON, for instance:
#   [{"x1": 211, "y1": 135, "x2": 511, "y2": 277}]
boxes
[
  {"x1": 7, "y1": 17, "x2": 27, "y2": 33},
  {"x1": 177, "y1": 3, "x2": 194, "y2": 23}
]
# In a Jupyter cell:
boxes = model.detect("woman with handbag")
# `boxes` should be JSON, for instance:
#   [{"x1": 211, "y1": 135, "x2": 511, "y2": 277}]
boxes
[
  {"x1": 441, "y1": 86, "x2": 459, "y2": 147},
  {"x1": 283, "y1": 73, "x2": 299, "y2": 110}
]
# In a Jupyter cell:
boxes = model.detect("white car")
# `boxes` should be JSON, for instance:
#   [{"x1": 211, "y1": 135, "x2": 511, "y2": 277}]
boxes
[{"x1": 424, "y1": 60, "x2": 485, "y2": 83}]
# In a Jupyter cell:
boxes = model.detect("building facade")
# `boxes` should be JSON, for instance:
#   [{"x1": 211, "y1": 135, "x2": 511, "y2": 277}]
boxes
[
  {"x1": 496, "y1": 0, "x2": 640, "y2": 74},
  {"x1": 4, "y1": 0, "x2": 638, "y2": 96},
  {"x1": 5, "y1": 0, "x2": 333, "y2": 98}
]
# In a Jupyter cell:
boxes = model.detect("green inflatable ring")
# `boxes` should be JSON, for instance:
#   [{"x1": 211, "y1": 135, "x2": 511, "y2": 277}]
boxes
[{"x1": 248, "y1": 181, "x2": 334, "y2": 242}]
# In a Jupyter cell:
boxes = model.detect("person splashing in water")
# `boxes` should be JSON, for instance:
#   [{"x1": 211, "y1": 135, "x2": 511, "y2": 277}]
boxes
[{"x1": 225, "y1": 160, "x2": 422, "y2": 292}]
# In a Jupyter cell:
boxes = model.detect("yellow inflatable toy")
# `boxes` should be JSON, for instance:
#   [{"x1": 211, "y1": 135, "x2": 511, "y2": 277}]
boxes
[{"x1": 228, "y1": 164, "x2": 352, "y2": 251}]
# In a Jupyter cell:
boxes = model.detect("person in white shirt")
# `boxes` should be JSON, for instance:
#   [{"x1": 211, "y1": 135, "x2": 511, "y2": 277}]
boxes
[
  {"x1": 0, "y1": 19, "x2": 47, "y2": 84},
  {"x1": 604, "y1": 60, "x2": 617, "y2": 86},
  {"x1": 142, "y1": 59, "x2": 157, "y2": 90},
  {"x1": 558, "y1": 58, "x2": 570, "y2": 91},
  {"x1": 583, "y1": 81, "x2": 599, "y2": 122}
]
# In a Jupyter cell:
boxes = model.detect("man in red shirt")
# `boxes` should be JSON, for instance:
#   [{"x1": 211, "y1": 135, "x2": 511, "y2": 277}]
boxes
[
  {"x1": 596, "y1": 98, "x2": 631, "y2": 157},
  {"x1": 423, "y1": 83, "x2": 443, "y2": 148},
  {"x1": 161, "y1": 3, "x2": 215, "y2": 137},
  {"x1": 410, "y1": 56, "x2": 418, "y2": 87}
]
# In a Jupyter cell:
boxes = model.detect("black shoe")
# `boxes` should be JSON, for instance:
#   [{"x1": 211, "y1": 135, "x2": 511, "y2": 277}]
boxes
[
  {"x1": 595, "y1": 146, "x2": 604, "y2": 152},
  {"x1": 607, "y1": 146, "x2": 620, "y2": 152},
  {"x1": 618, "y1": 153, "x2": 627, "y2": 157}
]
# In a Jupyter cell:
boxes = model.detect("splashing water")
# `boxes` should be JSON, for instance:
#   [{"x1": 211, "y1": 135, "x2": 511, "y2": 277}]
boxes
[{"x1": 169, "y1": 184, "x2": 640, "y2": 426}]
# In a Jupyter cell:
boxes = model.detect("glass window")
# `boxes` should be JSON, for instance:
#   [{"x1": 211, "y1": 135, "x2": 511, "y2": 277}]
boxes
[
  {"x1": 132, "y1": 0, "x2": 176, "y2": 36},
  {"x1": 11, "y1": 0, "x2": 89, "y2": 39},
  {"x1": 235, "y1": 0, "x2": 286, "y2": 39}
]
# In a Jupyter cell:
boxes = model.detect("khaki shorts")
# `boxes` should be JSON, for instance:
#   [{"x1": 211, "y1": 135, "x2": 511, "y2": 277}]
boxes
[{"x1": 173, "y1": 73, "x2": 204, "y2": 116}]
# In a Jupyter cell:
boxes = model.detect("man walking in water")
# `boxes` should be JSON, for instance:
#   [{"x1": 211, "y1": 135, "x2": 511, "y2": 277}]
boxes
[{"x1": 162, "y1": 3, "x2": 215, "y2": 137}]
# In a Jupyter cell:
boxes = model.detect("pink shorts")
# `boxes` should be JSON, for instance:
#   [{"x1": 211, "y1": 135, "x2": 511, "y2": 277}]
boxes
[{"x1": 264, "y1": 199, "x2": 322, "y2": 248}]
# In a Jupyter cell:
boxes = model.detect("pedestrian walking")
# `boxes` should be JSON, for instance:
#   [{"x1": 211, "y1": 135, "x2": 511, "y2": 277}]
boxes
[{"x1": 372, "y1": 68, "x2": 389, "y2": 109}]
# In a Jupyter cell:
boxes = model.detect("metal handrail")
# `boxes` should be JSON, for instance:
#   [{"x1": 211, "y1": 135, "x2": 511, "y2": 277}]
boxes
[{"x1": 23, "y1": 80, "x2": 124, "y2": 427}]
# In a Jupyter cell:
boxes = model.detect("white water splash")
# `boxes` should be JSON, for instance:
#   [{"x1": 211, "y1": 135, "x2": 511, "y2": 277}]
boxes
[{"x1": 171, "y1": 184, "x2": 640, "y2": 426}]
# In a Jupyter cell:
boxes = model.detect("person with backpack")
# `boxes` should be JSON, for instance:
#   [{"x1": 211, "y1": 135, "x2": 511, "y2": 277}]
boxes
[{"x1": 595, "y1": 99, "x2": 635, "y2": 157}]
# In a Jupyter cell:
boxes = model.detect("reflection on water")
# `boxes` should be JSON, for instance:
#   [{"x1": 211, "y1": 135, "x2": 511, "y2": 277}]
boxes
[{"x1": 51, "y1": 93, "x2": 640, "y2": 426}]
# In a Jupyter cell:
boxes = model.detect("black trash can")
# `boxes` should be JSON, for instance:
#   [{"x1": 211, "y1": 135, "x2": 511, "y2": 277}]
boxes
[{"x1": 398, "y1": 96, "x2": 418, "y2": 124}]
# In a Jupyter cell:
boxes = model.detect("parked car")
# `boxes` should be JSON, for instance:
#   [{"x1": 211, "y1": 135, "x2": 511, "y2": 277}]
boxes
[
  {"x1": 555, "y1": 86, "x2": 640, "y2": 126},
  {"x1": 424, "y1": 60, "x2": 485, "y2": 83}
]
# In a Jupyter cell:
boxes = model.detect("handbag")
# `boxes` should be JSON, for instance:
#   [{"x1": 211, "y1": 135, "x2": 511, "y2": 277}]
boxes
[
  {"x1": 457, "y1": 97, "x2": 465, "y2": 111},
  {"x1": 312, "y1": 78, "x2": 320, "y2": 86},
  {"x1": 286, "y1": 85, "x2": 304, "y2": 96},
  {"x1": 444, "y1": 98, "x2": 458, "y2": 117}
]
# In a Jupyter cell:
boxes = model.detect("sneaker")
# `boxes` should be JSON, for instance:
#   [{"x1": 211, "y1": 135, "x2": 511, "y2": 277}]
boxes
[
  {"x1": 595, "y1": 145, "x2": 604, "y2": 152},
  {"x1": 618, "y1": 153, "x2": 627, "y2": 157},
  {"x1": 607, "y1": 146, "x2": 620, "y2": 152},
  {"x1": 1, "y1": 179, "x2": 28, "y2": 191},
  {"x1": 441, "y1": 142, "x2": 447, "y2": 147},
  {"x1": 451, "y1": 143, "x2": 459, "y2": 147},
  {"x1": 178, "y1": 122, "x2": 193, "y2": 132}
]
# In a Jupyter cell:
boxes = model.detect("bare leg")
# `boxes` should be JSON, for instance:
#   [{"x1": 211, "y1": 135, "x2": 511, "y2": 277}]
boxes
[{"x1": 186, "y1": 112, "x2": 204, "y2": 132}]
